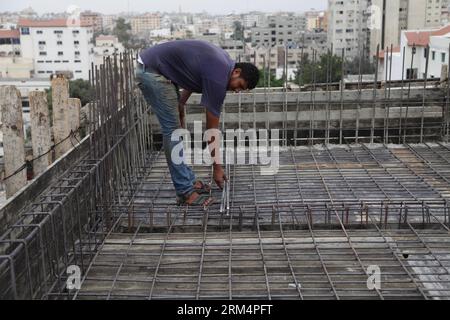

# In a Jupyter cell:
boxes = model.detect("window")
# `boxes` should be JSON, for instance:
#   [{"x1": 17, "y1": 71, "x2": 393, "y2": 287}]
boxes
[
  {"x1": 38, "y1": 41, "x2": 46, "y2": 45},
  {"x1": 58, "y1": 51, "x2": 64, "y2": 56},
  {"x1": 54, "y1": 30, "x2": 63, "y2": 34},
  {"x1": 21, "y1": 27, "x2": 30, "y2": 35},
  {"x1": 36, "y1": 30, "x2": 43, "y2": 34},
  {"x1": 57, "y1": 41, "x2": 63, "y2": 45},
  {"x1": 432, "y1": 51, "x2": 436, "y2": 60},
  {"x1": 442, "y1": 52, "x2": 446, "y2": 63},
  {"x1": 74, "y1": 41, "x2": 79, "y2": 45},
  {"x1": 39, "y1": 52, "x2": 47, "y2": 56}
]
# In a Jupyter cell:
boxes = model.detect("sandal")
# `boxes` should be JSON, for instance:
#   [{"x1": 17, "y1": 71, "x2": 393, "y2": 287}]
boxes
[
  {"x1": 177, "y1": 192, "x2": 215, "y2": 208},
  {"x1": 193, "y1": 180, "x2": 211, "y2": 194}
]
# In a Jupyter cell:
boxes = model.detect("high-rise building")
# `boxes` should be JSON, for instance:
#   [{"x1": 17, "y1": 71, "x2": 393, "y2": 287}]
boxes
[{"x1": 327, "y1": 0, "x2": 371, "y2": 59}]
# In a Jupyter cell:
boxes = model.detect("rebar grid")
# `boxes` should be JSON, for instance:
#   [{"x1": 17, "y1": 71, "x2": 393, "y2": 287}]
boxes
[
  {"x1": 66, "y1": 144, "x2": 450, "y2": 301},
  {"x1": 70, "y1": 227, "x2": 450, "y2": 300},
  {"x1": 100, "y1": 144, "x2": 450, "y2": 232}
]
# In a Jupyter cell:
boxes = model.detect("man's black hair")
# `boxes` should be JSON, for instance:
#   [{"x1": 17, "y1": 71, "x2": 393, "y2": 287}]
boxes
[{"x1": 235, "y1": 62, "x2": 259, "y2": 90}]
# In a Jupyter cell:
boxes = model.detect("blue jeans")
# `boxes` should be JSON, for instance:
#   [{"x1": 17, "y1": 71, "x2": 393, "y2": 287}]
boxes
[{"x1": 136, "y1": 63, "x2": 196, "y2": 197}]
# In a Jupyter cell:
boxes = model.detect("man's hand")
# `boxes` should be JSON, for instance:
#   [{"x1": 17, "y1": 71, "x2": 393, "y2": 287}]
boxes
[
  {"x1": 213, "y1": 165, "x2": 228, "y2": 189},
  {"x1": 206, "y1": 110, "x2": 226, "y2": 188}
]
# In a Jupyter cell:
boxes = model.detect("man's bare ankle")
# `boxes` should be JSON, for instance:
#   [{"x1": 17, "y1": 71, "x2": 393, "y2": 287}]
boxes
[{"x1": 186, "y1": 192, "x2": 199, "y2": 204}]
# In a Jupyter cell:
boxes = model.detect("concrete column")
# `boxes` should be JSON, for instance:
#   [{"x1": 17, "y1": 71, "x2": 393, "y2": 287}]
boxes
[
  {"x1": 29, "y1": 91, "x2": 52, "y2": 176},
  {"x1": 0, "y1": 86, "x2": 27, "y2": 199},
  {"x1": 52, "y1": 76, "x2": 71, "y2": 159},
  {"x1": 68, "y1": 98, "x2": 81, "y2": 144}
]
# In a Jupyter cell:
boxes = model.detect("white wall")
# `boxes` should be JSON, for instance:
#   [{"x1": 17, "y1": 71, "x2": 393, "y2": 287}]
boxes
[
  {"x1": 0, "y1": 57, "x2": 33, "y2": 78},
  {"x1": 276, "y1": 67, "x2": 296, "y2": 81},
  {"x1": 429, "y1": 35, "x2": 450, "y2": 78}
]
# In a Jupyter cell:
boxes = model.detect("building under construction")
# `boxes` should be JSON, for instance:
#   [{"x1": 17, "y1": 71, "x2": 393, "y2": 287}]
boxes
[{"x1": 0, "y1": 51, "x2": 450, "y2": 300}]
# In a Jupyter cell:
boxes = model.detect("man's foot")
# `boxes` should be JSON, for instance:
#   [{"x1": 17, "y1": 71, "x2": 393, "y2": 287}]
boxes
[
  {"x1": 177, "y1": 192, "x2": 214, "y2": 207},
  {"x1": 193, "y1": 180, "x2": 211, "y2": 194}
]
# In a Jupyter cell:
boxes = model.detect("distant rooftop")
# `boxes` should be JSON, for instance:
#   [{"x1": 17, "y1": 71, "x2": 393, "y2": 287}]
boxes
[
  {"x1": 377, "y1": 46, "x2": 401, "y2": 59},
  {"x1": 405, "y1": 24, "x2": 450, "y2": 47},
  {"x1": 0, "y1": 29, "x2": 20, "y2": 39},
  {"x1": 18, "y1": 18, "x2": 92, "y2": 28},
  {"x1": 96, "y1": 35, "x2": 118, "y2": 41}
]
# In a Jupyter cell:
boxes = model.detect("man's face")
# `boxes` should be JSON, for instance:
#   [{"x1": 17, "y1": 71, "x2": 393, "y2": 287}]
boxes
[{"x1": 228, "y1": 68, "x2": 249, "y2": 93}]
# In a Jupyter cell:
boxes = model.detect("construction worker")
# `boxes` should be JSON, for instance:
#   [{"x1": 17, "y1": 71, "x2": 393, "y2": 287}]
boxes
[{"x1": 136, "y1": 40, "x2": 259, "y2": 207}]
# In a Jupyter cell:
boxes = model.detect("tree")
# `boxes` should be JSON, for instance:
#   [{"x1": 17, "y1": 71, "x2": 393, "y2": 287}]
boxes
[
  {"x1": 256, "y1": 69, "x2": 285, "y2": 88},
  {"x1": 345, "y1": 56, "x2": 376, "y2": 75},
  {"x1": 113, "y1": 18, "x2": 132, "y2": 48},
  {"x1": 295, "y1": 53, "x2": 343, "y2": 85},
  {"x1": 69, "y1": 79, "x2": 95, "y2": 106},
  {"x1": 45, "y1": 79, "x2": 95, "y2": 113}
]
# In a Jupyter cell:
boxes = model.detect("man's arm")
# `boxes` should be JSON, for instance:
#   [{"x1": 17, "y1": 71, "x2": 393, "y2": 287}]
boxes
[
  {"x1": 178, "y1": 89, "x2": 192, "y2": 128},
  {"x1": 206, "y1": 110, "x2": 227, "y2": 189}
]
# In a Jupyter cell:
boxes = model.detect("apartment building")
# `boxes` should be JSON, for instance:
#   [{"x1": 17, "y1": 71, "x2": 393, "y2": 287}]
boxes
[
  {"x1": 0, "y1": 29, "x2": 33, "y2": 78},
  {"x1": 327, "y1": 0, "x2": 371, "y2": 59},
  {"x1": 251, "y1": 14, "x2": 306, "y2": 47},
  {"x1": 102, "y1": 15, "x2": 118, "y2": 32},
  {"x1": 93, "y1": 35, "x2": 124, "y2": 67},
  {"x1": 243, "y1": 13, "x2": 266, "y2": 28},
  {"x1": 220, "y1": 40, "x2": 246, "y2": 61},
  {"x1": 299, "y1": 30, "x2": 329, "y2": 57},
  {"x1": 80, "y1": 11, "x2": 103, "y2": 34},
  {"x1": 18, "y1": 18, "x2": 95, "y2": 80},
  {"x1": 249, "y1": 46, "x2": 279, "y2": 73},
  {"x1": 305, "y1": 11, "x2": 328, "y2": 31},
  {"x1": 130, "y1": 14, "x2": 161, "y2": 35}
]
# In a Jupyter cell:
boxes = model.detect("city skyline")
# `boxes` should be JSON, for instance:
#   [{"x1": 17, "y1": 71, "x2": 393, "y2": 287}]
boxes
[{"x1": 0, "y1": 0, "x2": 327, "y2": 15}]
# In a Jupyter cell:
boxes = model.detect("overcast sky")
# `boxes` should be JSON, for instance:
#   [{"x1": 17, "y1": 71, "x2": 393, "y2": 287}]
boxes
[{"x1": 0, "y1": 0, "x2": 327, "y2": 15}]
